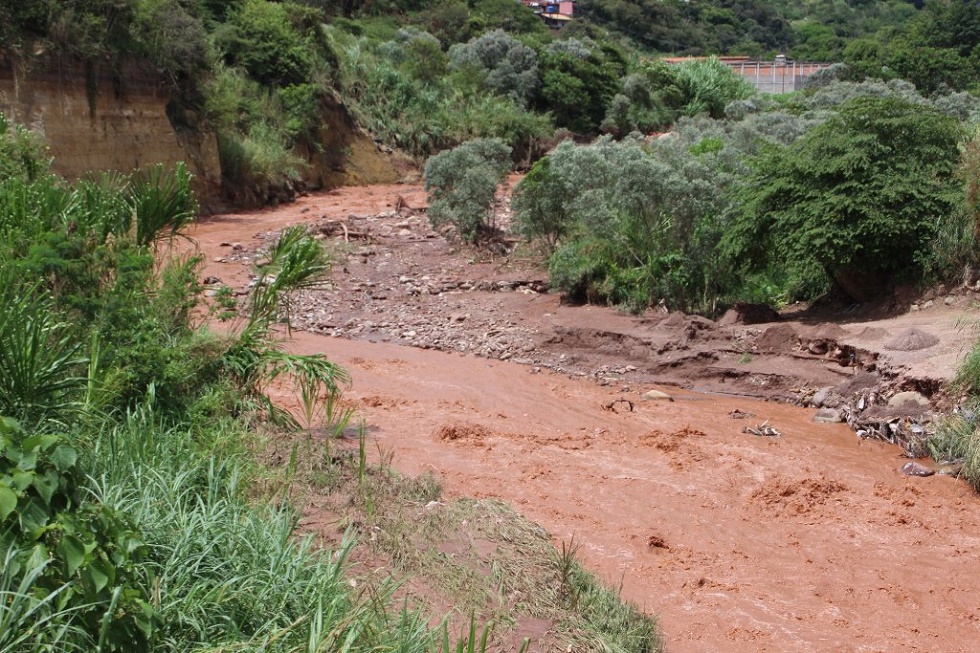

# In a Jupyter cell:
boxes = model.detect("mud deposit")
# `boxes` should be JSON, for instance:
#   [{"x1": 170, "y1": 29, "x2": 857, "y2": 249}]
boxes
[{"x1": 187, "y1": 183, "x2": 980, "y2": 652}]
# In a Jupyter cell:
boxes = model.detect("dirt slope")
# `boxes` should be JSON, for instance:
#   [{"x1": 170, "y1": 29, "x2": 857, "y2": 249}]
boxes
[{"x1": 186, "y1": 183, "x2": 980, "y2": 653}]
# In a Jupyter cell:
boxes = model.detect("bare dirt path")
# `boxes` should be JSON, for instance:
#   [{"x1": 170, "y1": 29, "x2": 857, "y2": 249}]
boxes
[{"x1": 187, "y1": 184, "x2": 980, "y2": 653}]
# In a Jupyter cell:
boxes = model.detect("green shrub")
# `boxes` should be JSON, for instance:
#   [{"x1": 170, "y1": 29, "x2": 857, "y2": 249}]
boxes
[
  {"x1": 0, "y1": 417, "x2": 152, "y2": 650},
  {"x1": 0, "y1": 113, "x2": 49, "y2": 182},
  {"x1": 728, "y1": 95, "x2": 963, "y2": 301},
  {"x1": 928, "y1": 409, "x2": 980, "y2": 493},
  {"x1": 548, "y1": 237, "x2": 615, "y2": 305},
  {"x1": 424, "y1": 138, "x2": 513, "y2": 242},
  {"x1": 516, "y1": 136, "x2": 737, "y2": 314},
  {"x1": 215, "y1": 0, "x2": 314, "y2": 87},
  {"x1": 512, "y1": 156, "x2": 571, "y2": 249},
  {"x1": 927, "y1": 126, "x2": 980, "y2": 280},
  {"x1": 217, "y1": 124, "x2": 307, "y2": 206}
]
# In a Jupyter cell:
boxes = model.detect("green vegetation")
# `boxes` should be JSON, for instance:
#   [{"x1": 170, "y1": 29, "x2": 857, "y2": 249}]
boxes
[
  {"x1": 512, "y1": 78, "x2": 980, "y2": 314},
  {"x1": 0, "y1": 120, "x2": 415, "y2": 650},
  {"x1": 424, "y1": 138, "x2": 513, "y2": 242},
  {"x1": 3, "y1": 0, "x2": 974, "y2": 219},
  {"x1": 0, "y1": 113, "x2": 665, "y2": 651},
  {"x1": 729, "y1": 95, "x2": 963, "y2": 302},
  {"x1": 312, "y1": 455, "x2": 662, "y2": 651}
]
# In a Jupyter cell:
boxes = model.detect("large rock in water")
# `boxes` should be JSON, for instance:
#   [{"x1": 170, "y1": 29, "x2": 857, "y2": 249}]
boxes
[
  {"x1": 812, "y1": 408, "x2": 842, "y2": 423},
  {"x1": 900, "y1": 461, "x2": 935, "y2": 477},
  {"x1": 642, "y1": 390, "x2": 674, "y2": 402}
]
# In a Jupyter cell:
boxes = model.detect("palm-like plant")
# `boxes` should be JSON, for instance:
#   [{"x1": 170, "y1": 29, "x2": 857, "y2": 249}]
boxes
[
  {"x1": 127, "y1": 162, "x2": 198, "y2": 248},
  {"x1": 0, "y1": 279, "x2": 86, "y2": 429},
  {"x1": 223, "y1": 225, "x2": 350, "y2": 431}
]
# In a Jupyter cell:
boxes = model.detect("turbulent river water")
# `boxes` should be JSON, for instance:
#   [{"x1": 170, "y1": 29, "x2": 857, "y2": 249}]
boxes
[{"x1": 187, "y1": 184, "x2": 980, "y2": 653}]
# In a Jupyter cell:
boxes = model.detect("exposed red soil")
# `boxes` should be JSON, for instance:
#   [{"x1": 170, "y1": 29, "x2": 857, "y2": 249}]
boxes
[{"x1": 185, "y1": 182, "x2": 980, "y2": 653}]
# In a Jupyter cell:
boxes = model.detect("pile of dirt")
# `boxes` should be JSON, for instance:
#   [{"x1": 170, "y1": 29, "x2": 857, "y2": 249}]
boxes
[
  {"x1": 754, "y1": 323, "x2": 799, "y2": 353},
  {"x1": 884, "y1": 327, "x2": 940, "y2": 351}
]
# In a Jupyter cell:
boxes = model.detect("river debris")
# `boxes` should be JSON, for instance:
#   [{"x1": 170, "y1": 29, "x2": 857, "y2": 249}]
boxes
[
  {"x1": 899, "y1": 461, "x2": 935, "y2": 477},
  {"x1": 839, "y1": 386, "x2": 935, "y2": 458},
  {"x1": 601, "y1": 398, "x2": 635, "y2": 413},
  {"x1": 743, "y1": 421, "x2": 781, "y2": 437},
  {"x1": 729, "y1": 408, "x2": 756, "y2": 419},
  {"x1": 647, "y1": 534, "x2": 670, "y2": 550}
]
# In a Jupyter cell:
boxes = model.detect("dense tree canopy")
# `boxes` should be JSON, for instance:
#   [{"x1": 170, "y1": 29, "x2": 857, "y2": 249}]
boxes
[{"x1": 729, "y1": 95, "x2": 963, "y2": 300}]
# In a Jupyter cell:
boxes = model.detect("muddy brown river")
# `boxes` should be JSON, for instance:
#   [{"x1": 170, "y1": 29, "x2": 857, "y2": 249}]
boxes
[{"x1": 187, "y1": 185, "x2": 980, "y2": 652}]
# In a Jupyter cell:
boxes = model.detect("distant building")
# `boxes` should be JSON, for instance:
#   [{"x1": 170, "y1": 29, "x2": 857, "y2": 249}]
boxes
[
  {"x1": 520, "y1": 0, "x2": 573, "y2": 28},
  {"x1": 662, "y1": 55, "x2": 835, "y2": 94}
]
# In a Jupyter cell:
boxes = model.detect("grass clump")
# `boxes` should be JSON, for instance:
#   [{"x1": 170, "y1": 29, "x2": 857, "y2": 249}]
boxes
[
  {"x1": 307, "y1": 448, "x2": 664, "y2": 652},
  {"x1": 927, "y1": 407, "x2": 980, "y2": 492}
]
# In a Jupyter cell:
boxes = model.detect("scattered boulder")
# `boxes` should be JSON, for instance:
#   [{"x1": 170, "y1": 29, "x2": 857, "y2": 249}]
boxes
[
  {"x1": 810, "y1": 386, "x2": 833, "y2": 408},
  {"x1": 812, "y1": 408, "x2": 842, "y2": 423},
  {"x1": 888, "y1": 391, "x2": 931, "y2": 408},
  {"x1": 642, "y1": 389, "x2": 674, "y2": 402}
]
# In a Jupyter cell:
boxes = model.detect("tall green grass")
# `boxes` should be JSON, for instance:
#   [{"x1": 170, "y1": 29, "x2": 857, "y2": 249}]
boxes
[
  {"x1": 86, "y1": 408, "x2": 413, "y2": 652},
  {"x1": 0, "y1": 546, "x2": 90, "y2": 652}
]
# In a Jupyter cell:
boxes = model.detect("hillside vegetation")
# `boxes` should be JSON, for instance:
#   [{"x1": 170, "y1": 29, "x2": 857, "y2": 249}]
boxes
[
  {"x1": 4, "y1": 1, "x2": 980, "y2": 333},
  {"x1": 2, "y1": 1, "x2": 977, "y2": 202}
]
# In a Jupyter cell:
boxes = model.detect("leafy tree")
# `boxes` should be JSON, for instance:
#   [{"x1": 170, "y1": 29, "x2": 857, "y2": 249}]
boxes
[
  {"x1": 214, "y1": 0, "x2": 313, "y2": 87},
  {"x1": 790, "y1": 21, "x2": 845, "y2": 61},
  {"x1": 448, "y1": 29, "x2": 539, "y2": 106},
  {"x1": 516, "y1": 136, "x2": 737, "y2": 312},
  {"x1": 467, "y1": 0, "x2": 549, "y2": 36},
  {"x1": 728, "y1": 95, "x2": 963, "y2": 301},
  {"x1": 416, "y1": 0, "x2": 473, "y2": 47},
  {"x1": 386, "y1": 27, "x2": 447, "y2": 83},
  {"x1": 577, "y1": 0, "x2": 793, "y2": 55},
  {"x1": 424, "y1": 138, "x2": 512, "y2": 242},
  {"x1": 133, "y1": 0, "x2": 210, "y2": 83},
  {"x1": 536, "y1": 40, "x2": 623, "y2": 133}
]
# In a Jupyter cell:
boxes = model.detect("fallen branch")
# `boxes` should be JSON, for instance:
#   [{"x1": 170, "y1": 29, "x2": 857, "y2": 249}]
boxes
[
  {"x1": 743, "y1": 420, "x2": 781, "y2": 437},
  {"x1": 601, "y1": 398, "x2": 635, "y2": 413}
]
